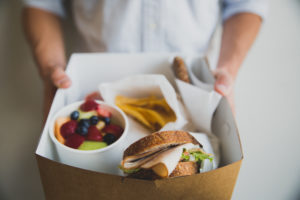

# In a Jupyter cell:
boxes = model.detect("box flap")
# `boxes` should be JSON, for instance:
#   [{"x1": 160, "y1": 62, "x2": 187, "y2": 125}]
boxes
[
  {"x1": 36, "y1": 154, "x2": 242, "y2": 200},
  {"x1": 35, "y1": 53, "x2": 243, "y2": 199},
  {"x1": 212, "y1": 99, "x2": 243, "y2": 166}
]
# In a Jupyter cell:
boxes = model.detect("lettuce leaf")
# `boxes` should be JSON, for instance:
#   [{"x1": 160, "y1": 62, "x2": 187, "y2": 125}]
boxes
[
  {"x1": 181, "y1": 154, "x2": 190, "y2": 161},
  {"x1": 118, "y1": 165, "x2": 141, "y2": 174},
  {"x1": 181, "y1": 149, "x2": 213, "y2": 163},
  {"x1": 190, "y1": 151, "x2": 213, "y2": 163}
]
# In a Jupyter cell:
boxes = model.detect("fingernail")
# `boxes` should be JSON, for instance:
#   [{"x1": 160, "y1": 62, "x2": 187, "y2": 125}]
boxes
[
  {"x1": 216, "y1": 84, "x2": 228, "y2": 95},
  {"x1": 58, "y1": 78, "x2": 70, "y2": 88}
]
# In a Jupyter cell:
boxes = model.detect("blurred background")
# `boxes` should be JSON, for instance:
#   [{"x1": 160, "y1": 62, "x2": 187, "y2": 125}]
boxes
[{"x1": 1, "y1": 0, "x2": 300, "y2": 199}]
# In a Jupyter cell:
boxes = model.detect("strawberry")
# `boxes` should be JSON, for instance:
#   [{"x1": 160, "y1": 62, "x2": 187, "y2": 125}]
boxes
[
  {"x1": 65, "y1": 134, "x2": 85, "y2": 149},
  {"x1": 80, "y1": 100, "x2": 99, "y2": 112},
  {"x1": 102, "y1": 124, "x2": 123, "y2": 139},
  {"x1": 85, "y1": 91, "x2": 103, "y2": 101},
  {"x1": 86, "y1": 126, "x2": 103, "y2": 141},
  {"x1": 97, "y1": 105, "x2": 111, "y2": 118},
  {"x1": 60, "y1": 120, "x2": 77, "y2": 139}
]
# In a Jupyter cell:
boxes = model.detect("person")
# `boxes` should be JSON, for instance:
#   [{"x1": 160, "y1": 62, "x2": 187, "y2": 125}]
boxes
[{"x1": 22, "y1": 0, "x2": 267, "y2": 118}]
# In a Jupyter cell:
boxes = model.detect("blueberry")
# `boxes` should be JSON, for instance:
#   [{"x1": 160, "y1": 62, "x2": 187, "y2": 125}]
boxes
[
  {"x1": 103, "y1": 133, "x2": 116, "y2": 145},
  {"x1": 90, "y1": 116, "x2": 99, "y2": 125},
  {"x1": 76, "y1": 126, "x2": 88, "y2": 136},
  {"x1": 70, "y1": 111, "x2": 79, "y2": 120},
  {"x1": 103, "y1": 117, "x2": 111, "y2": 125},
  {"x1": 78, "y1": 119, "x2": 90, "y2": 128}
]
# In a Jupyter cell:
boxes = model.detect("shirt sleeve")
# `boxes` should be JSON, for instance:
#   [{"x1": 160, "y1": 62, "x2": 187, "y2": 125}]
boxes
[
  {"x1": 222, "y1": 0, "x2": 268, "y2": 22},
  {"x1": 23, "y1": 0, "x2": 65, "y2": 18}
]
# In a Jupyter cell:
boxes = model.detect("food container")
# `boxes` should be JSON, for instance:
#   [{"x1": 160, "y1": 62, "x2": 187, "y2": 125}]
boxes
[
  {"x1": 35, "y1": 53, "x2": 243, "y2": 200},
  {"x1": 48, "y1": 100, "x2": 129, "y2": 175}
]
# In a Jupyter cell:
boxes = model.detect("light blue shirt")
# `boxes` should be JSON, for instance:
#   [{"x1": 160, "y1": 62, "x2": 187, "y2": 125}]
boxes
[{"x1": 23, "y1": 0, "x2": 268, "y2": 54}]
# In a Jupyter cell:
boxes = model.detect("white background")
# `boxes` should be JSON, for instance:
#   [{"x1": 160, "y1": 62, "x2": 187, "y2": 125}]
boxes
[
  {"x1": 232, "y1": 0, "x2": 300, "y2": 199},
  {"x1": 0, "y1": 0, "x2": 300, "y2": 199}
]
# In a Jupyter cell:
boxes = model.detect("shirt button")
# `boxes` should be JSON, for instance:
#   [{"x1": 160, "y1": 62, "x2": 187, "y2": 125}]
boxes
[{"x1": 149, "y1": 23, "x2": 157, "y2": 31}]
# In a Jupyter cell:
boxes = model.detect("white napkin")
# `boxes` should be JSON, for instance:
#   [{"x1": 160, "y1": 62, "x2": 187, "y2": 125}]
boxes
[
  {"x1": 176, "y1": 80, "x2": 222, "y2": 134},
  {"x1": 99, "y1": 74, "x2": 188, "y2": 131}
]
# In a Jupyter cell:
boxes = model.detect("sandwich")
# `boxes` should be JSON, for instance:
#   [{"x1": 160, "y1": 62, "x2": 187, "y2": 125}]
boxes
[{"x1": 119, "y1": 131, "x2": 213, "y2": 179}]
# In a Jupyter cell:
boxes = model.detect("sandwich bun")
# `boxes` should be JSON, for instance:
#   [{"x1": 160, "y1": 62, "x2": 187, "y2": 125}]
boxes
[
  {"x1": 123, "y1": 130, "x2": 201, "y2": 158},
  {"x1": 121, "y1": 131, "x2": 206, "y2": 180}
]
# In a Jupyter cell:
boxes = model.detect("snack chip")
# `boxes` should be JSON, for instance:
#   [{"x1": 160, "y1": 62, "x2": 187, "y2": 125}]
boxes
[{"x1": 115, "y1": 95, "x2": 176, "y2": 131}]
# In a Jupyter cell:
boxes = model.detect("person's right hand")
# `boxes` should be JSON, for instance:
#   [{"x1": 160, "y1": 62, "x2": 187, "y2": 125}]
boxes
[
  {"x1": 47, "y1": 66, "x2": 71, "y2": 89},
  {"x1": 23, "y1": 7, "x2": 71, "y2": 121},
  {"x1": 42, "y1": 66, "x2": 72, "y2": 121}
]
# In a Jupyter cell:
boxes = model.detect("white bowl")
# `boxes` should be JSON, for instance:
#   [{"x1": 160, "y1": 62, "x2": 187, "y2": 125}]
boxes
[{"x1": 49, "y1": 100, "x2": 129, "y2": 174}]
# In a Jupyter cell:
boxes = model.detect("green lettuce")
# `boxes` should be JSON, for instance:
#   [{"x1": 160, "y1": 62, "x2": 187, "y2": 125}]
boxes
[
  {"x1": 181, "y1": 154, "x2": 190, "y2": 161},
  {"x1": 190, "y1": 151, "x2": 213, "y2": 163},
  {"x1": 118, "y1": 165, "x2": 141, "y2": 174},
  {"x1": 181, "y1": 148, "x2": 190, "y2": 161},
  {"x1": 181, "y1": 149, "x2": 213, "y2": 163}
]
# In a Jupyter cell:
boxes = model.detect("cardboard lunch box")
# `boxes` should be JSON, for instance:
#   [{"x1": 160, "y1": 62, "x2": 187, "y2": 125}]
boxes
[{"x1": 36, "y1": 53, "x2": 243, "y2": 200}]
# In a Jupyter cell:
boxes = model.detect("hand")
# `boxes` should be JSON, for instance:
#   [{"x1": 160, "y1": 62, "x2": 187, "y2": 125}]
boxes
[
  {"x1": 213, "y1": 68, "x2": 235, "y2": 114},
  {"x1": 42, "y1": 66, "x2": 71, "y2": 121},
  {"x1": 213, "y1": 13, "x2": 262, "y2": 114},
  {"x1": 47, "y1": 66, "x2": 71, "y2": 89},
  {"x1": 23, "y1": 7, "x2": 69, "y2": 121}
]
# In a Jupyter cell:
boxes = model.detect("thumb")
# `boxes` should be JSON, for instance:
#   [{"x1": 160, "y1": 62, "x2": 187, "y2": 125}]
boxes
[
  {"x1": 50, "y1": 67, "x2": 72, "y2": 88},
  {"x1": 213, "y1": 69, "x2": 233, "y2": 96}
]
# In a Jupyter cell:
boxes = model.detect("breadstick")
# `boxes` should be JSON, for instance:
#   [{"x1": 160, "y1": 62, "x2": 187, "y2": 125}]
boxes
[{"x1": 172, "y1": 56, "x2": 191, "y2": 83}]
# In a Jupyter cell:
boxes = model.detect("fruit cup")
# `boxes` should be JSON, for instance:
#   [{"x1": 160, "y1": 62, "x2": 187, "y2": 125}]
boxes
[{"x1": 48, "y1": 100, "x2": 129, "y2": 174}]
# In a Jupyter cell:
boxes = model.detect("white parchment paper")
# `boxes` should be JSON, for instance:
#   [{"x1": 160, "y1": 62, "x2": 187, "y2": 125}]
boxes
[{"x1": 99, "y1": 74, "x2": 188, "y2": 131}]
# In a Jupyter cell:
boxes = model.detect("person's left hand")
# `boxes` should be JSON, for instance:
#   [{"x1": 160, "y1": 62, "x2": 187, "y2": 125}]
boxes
[{"x1": 213, "y1": 68, "x2": 235, "y2": 114}]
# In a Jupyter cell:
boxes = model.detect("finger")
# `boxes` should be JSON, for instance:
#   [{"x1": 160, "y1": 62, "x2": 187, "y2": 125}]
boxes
[
  {"x1": 226, "y1": 89, "x2": 236, "y2": 115},
  {"x1": 85, "y1": 91, "x2": 103, "y2": 101},
  {"x1": 213, "y1": 70, "x2": 233, "y2": 96},
  {"x1": 50, "y1": 67, "x2": 72, "y2": 88}
]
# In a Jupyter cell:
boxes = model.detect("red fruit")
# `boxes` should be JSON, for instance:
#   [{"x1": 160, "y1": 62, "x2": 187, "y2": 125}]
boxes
[
  {"x1": 65, "y1": 134, "x2": 85, "y2": 149},
  {"x1": 86, "y1": 126, "x2": 103, "y2": 141},
  {"x1": 85, "y1": 91, "x2": 103, "y2": 101},
  {"x1": 80, "y1": 100, "x2": 99, "y2": 112},
  {"x1": 60, "y1": 120, "x2": 77, "y2": 139},
  {"x1": 54, "y1": 117, "x2": 69, "y2": 144},
  {"x1": 102, "y1": 124, "x2": 123, "y2": 139},
  {"x1": 97, "y1": 105, "x2": 111, "y2": 118}
]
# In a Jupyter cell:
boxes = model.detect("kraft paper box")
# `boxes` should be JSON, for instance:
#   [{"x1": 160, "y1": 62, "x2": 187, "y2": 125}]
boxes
[{"x1": 35, "y1": 53, "x2": 243, "y2": 200}]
